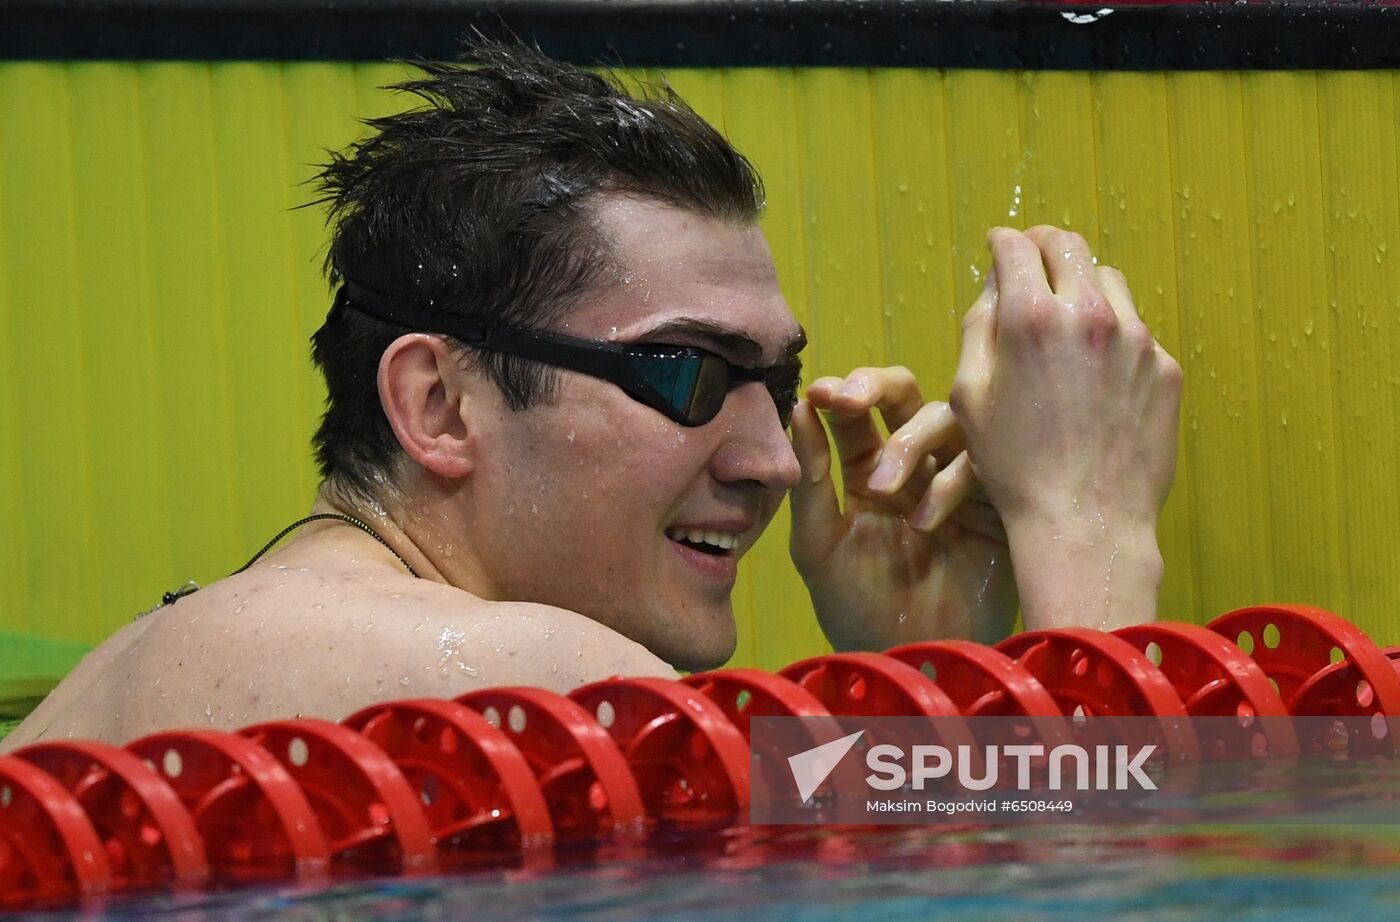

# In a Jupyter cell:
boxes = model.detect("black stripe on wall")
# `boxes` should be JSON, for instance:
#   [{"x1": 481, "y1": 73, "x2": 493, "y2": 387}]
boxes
[{"x1": 2, "y1": 1, "x2": 1398, "y2": 70}]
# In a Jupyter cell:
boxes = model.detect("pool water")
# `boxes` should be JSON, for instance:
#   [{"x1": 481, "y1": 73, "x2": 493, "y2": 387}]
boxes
[
  {"x1": 8, "y1": 693, "x2": 1400, "y2": 921},
  {"x1": 13, "y1": 823, "x2": 1399, "y2": 921}
]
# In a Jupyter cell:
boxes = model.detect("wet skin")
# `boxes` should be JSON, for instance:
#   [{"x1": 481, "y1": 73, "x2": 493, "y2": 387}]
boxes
[
  {"x1": 3, "y1": 197, "x2": 799, "y2": 746},
  {"x1": 1, "y1": 208, "x2": 1181, "y2": 750}
]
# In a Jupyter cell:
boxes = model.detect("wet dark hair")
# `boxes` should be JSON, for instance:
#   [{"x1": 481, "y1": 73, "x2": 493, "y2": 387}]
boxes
[{"x1": 309, "y1": 41, "x2": 764, "y2": 505}]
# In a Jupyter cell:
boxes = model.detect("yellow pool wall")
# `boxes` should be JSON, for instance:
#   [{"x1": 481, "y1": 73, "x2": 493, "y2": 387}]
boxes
[{"x1": 1, "y1": 63, "x2": 1397, "y2": 687}]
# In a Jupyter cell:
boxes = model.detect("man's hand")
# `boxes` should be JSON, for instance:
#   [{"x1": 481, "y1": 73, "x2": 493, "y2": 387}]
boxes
[
  {"x1": 789, "y1": 366, "x2": 1019, "y2": 651},
  {"x1": 951, "y1": 226, "x2": 1182, "y2": 631}
]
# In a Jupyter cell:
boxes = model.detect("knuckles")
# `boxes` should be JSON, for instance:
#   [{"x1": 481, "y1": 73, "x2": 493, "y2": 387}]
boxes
[
  {"x1": 1048, "y1": 228, "x2": 1090, "y2": 256},
  {"x1": 948, "y1": 379, "x2": 978, "y2": 422},
  {"x1": 1157, "y1": 351, "x2": 1185, "y2": 392},
  {"x1": 1011, "y1": 291, "x2": 1061, "y2": 341},
  {"x1": 1097, "y1": 265, "x2": 1128, "y2": 288},
  {"x1": 883, "y1": 365, "x2": 918, "y2": 396},
  {"x1": 1076, "y1": 294, "x2": 1118, "y2": 345},
  {"x1": 1118, "y1": 319, "x2": 1156, "y2": 359}
]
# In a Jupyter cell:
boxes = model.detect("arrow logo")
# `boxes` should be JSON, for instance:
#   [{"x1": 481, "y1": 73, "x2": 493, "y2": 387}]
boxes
[{"x1": 787, "y1": 730, "x2": 865, "y2": 802}]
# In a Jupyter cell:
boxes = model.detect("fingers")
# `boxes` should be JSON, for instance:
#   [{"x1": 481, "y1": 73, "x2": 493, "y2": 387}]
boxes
[
  {"x1": 909, "y1": 450, "x2": 981, "y2": 533},
  {"x1": 1094, "y1": 264, "x2": 1145, "y2": 327},
  {"x1": 806, "y1": 366, "x2": 927, "y2": 487},
  {"x1": 1024, "y1": 224, "x2": 1097, "y2": 305},
  {"x1": 787, "y1": 399, "x2": 844, "y2": 566},
  {"x1": 806, "y1": 365, "x2": 925, "y2": 432},
  {"x1": 947, "y1": 496, "x2": 1009, "y2": 545},
  {"x1": 951, "y1": 278, "x2": 997, "y2": 415},
  {"x1": 868, "y1": 401, "x2": 959, "y2": 495},
  {"x1": 987, "y1": 227, "x2": 1053, "y2": 309}
]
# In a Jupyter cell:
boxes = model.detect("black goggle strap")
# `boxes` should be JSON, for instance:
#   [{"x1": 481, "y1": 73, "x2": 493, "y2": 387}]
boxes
[{"x1": 341, "y1": 279, "x2": 706, "y2": 424}]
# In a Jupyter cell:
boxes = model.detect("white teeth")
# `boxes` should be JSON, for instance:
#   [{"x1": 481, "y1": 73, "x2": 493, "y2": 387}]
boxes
[{"x1": 667, "y1": 528, "x2": 741, "y2": 551}]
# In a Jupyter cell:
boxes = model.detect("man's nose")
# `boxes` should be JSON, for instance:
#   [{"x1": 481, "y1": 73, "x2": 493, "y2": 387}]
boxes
[{"x1": 709, "y1": 383, "x2": 802, "y2": 491}]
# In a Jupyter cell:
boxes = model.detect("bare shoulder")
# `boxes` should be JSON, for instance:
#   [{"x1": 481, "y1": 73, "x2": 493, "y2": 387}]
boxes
[
  {"x1": 0, "y1": 614, "x2": 160, "y2": 751},
  {"x1": 123, "y1": 563, "x2": 676, "y2": 731},
  {"x1": 374, "y1": 589, "x2": 680, "y2": 691},
  {"x1": 9, "y1": 558, "x2": 677, "y2": 747}
]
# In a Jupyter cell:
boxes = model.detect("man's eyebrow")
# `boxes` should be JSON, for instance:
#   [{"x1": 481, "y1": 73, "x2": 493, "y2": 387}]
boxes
[{"x1": 641, "y1": 318, "x2": 808, "y2": 365}]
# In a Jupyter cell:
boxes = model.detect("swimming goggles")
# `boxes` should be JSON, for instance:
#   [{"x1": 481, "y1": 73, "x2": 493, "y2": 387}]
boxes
[{"x1": 340, "y1": 279, "x2": 801, "y2": 428}]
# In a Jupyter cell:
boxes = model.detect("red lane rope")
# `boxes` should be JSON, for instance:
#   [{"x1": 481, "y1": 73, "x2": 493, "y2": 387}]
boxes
[
  {"x1": 341, "y1": 698, "x2": 554, "y2": 870},
  {"x1": 569, "y1": 677, "x2": 751, "y2": 830},
  {"x1": 237, "y1": 719, "x2": 438, "y2": 876},
  {"x1": 4, "y1": 604, "x2": 1397, "y2": 910},
  {"x1": 455, "y1": 686, "x2": 648, "y2": 846},
  {"x1": 15, "y1": 740, "x2": 208, "y2": 892},
  {"x1": 124, "y1": 730, "x2": 330, "y2": 885}
]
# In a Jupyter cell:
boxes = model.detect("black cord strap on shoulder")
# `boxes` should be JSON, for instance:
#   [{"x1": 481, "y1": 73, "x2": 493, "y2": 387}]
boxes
[{"x1": 231, "y1": 512, "x2": 420, "y2": 578}]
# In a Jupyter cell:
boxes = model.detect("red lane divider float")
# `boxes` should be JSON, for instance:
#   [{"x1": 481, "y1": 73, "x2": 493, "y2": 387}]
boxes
[
  {"x1": 15, "y1": 741, "x2": 208, "y2": 893},
  {"x1": 884, "y1": 640, "x2": 1073, "y2": 749},
  {"x1": 683, "y1": 669, "x2": 845, "y2": 807},
  {"x1": 569, "y1": 677, "x2": 750, "y2": 829},
  {"x1": 682, "y1": 668, "x2": 831, "y2": 738},
  {"x1": 997, "y1": 628, "x2": 1201, "y2": 762},
  {"x1": 342, "y1": 699, "x2": 553, "y2": 869},
  {"x1": 0, "y1": 755, "x2": 110, "y2": 910},
  {"x1": 1209, "y1": 605, "x2": 1400, "y2": 715},
  {"x1": 238, "y1": 719, "x2": 437, "y2": 877},
  {"x1": 780, "y1": 652, "x2": 965, "y2": 718},
  {"x1": 455, "y1": 687, "x2": 647, "y2": 846},
  {"x1": 125, "y1": 731, "x2": 329, "y2": 885},
  {"x1": 1114, "y1": 622, "x2": 1298, "y2": 759},
  {"x1": 8, "y1": 603, "x2": 1400, "y2": 911},
  {"x1": 780, "y1": 653, "x2": 982, "y2": 776}
]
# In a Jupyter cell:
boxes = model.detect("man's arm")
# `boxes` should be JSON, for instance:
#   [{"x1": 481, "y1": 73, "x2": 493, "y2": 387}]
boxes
[
  {"x1": 787, "y1": 224, "x2": 1180, "y2": 648},
  {"x1": 950, "y1": 226, "x2": 1180, "y2": 631}
]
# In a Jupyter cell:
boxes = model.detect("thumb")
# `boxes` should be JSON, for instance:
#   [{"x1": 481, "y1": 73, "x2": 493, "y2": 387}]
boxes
[
  {"x1": 953, "y1": 274, "x2": 998, "y2": 406},
  {"x1": 787, "y1": 399, "x2": 844, "y2": 572}
]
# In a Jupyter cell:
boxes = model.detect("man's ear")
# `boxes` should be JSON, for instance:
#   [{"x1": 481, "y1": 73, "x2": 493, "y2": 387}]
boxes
[{"x1": 378, "y1": 334, "x2": 476, "y2": 478}]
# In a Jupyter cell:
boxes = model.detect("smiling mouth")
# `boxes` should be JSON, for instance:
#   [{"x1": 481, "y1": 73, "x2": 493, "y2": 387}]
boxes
[{"x1": 665, "y1": 528, "x2": 742, "y2": 556}]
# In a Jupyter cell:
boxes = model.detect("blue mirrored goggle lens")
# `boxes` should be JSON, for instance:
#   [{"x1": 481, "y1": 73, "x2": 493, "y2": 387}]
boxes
[{"x1": 628, "y1": 351, "x2": 796, "y2": 427}]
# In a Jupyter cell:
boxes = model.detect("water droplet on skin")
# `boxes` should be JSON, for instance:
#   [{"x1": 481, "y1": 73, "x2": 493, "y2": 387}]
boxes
[{"x1": 399, "y1": 677, "x2": 411, "y2": 686}]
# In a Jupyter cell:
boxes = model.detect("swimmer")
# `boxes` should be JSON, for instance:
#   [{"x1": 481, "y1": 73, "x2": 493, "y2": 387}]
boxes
[{"x1": 1, "y1": 43, "x2": 1180, "y2": 750}]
